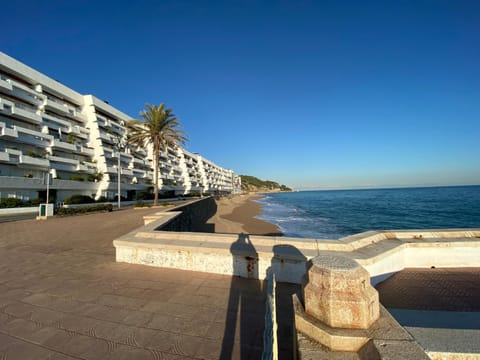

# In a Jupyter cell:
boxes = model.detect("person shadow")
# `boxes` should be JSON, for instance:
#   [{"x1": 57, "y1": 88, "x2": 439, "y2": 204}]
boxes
[{"x1": 220, "y1": 233, "x2": 265, "y2": 359}]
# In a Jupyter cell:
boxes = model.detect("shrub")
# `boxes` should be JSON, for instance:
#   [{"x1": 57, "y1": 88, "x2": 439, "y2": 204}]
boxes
[
  {"x1": 55, "y1": 203, "x2": 113, "y2": 216},
  {"x1": 96, "y1": 196, "x2": 108, "y2": 203},
  {"x1": 29, "y1": 198, "x2": 41, "y2": 206},
  {"x1": 138, "y1": 190, "x2": 154, "y2": 200},
  {"x1": 63, "y1": 195, "x2": 94, "y2": 205},
  {"x1": 87, "y1": 172, "x2": 103, "y2": 182},
  {"x1": 0, "y1": 198, "x2": 24, "y2": 208}
]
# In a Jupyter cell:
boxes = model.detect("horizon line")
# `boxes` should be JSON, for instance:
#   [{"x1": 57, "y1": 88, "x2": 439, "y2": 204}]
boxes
[{"x1": 292, "y1": 183, "x2": 480, "y2": 192}]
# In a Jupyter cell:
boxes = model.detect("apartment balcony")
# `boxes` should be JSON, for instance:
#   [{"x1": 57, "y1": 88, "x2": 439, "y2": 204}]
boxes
[
  {"x1": 0, "y1": 150, "x2": 10, "y2": 162},
  {"x1": 135, "y1": 148, "x2": 147, "y2": 157},
  {"x1": 0, "y1": 77, "x2": 13, "y2": 92},
  {"x1": 15, "y1": 128, "x2": 51, "y2": 147},
  {"x1": 41, "y1": 98, "x2": 69, "y2": 114},
  {"x1": 78, "y1": 146, "x2": 94, "y2": 156},
  {"x1": 95, "y1": 115, "x2": 111, "y2": 128},
  {"x1": 64, "y1": 109, "x2": 86, "y2": 123},
  {"x1": 82, "y1": 161, "x2": 97, "y2": 170},
  {"x1": 16, "y1": 126, "x2": 51, "y2": 139},
  {"x1": 103, "y1": 149, "x2": 114, "y2": 159},
  {"x1": 98, "y1": 132, "x2": 114, "y2": 144},
  {"x1": 51, "y1": 139, "x2": 77, "y2": 151},
  {"x1": 75, "y1": 163, "x2": 95, "y2": 174},
  {"x1": 132, "y1": 157, "x2": 146, "y2": 167},
  {"x1": 19, "y1": 155, "x2": 50, "y2": 168},
  {"x1": 11, "y1": 105, "x2": 42, "y2": 124},
  {"x1": 106, "y1": 166, "x2": 117, "y2": 173},
  {"x1": 5, "y1": 148, "x2": 22, "y2": 156},
  {"x1": 48, "y1": 155, "x2": 78, "y2": 165},
  {"x1": 67, "y1": 125, "x2": 88, "y2": 139},
  {"x1": 121, "y1": 168, "x2": 133, "y2": 176},
  {"x1": 120, "y1": 152, "x2": 133, "y2": 161},
  {"x1": 76, "y1": 163, "x2": 90, "y2": 172},
  {"x1": 41, "y1": 112, "x2": 71, "y2": 127},
  {"x1": 10, "y1": 87, "x2": 42, "y2": 106},
  {"x1": 0, "y1": 122, "x2": 18, "y2": 138},
  {"x1": 133, "y1": 169, "x2": 146, "y2": 177}
]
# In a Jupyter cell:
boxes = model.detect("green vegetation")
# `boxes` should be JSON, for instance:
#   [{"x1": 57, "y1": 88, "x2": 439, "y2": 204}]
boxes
[
  {"x1": 0, "y1": 198, "x2": 24, "y2": 208},
  {"x1": 240, "y1": 175, "x2": 292, "y2": 192},
  {"x1": 0, "y1": 198, "x2": 41, "y2": 208},
  {"x1": 63, "y1": 195, "x2": 95, "y2": 205},
  {"x1": 87, "y1": 171, "x2": 103, "y2": 182},
  {"x1": 55, "y1": 203, "x2": 113, "y2": 216},
  {"x1": 67, "y1": 134, "x2": 78, "y2": 144},
  {"x1": 70, "y1": 175, "x2": 85, "y2": 181},
  {"x1": 127, "y1": 103, "x2": 188, "y2": 206}
]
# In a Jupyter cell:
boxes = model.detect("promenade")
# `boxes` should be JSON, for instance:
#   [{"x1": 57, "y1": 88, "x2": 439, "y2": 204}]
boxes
[
  {"x1": 0, "y1": 207, "x2": 297, "y2": 359},
  {"x1": 1, "y1": 202, "x2": 479, "y2": 359}
]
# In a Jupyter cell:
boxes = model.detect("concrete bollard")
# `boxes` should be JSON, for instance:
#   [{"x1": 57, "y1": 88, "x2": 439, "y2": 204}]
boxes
[{"x1": 303, "y1": 255, "x2": 380, "y2": 329}]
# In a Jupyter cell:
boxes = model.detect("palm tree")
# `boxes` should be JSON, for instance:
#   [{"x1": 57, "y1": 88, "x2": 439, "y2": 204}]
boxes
[{"x1": 127, "y1": 103, "x2": 187, "y2": 205}]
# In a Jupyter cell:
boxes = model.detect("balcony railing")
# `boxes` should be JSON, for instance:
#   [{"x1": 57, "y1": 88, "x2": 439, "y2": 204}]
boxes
[
  {"x1": 68, "y1": 125, "x2": 88, "y2": 139},
  {"x1": 10, "y1": 87, "x2": 42, "y2": 106},
  {"x1": 11, "y1": 105, "x2": 42, "y2": 123},
  {"x1": 41, "y1": 98, "x2": 68, "y2": 114},
  {"x1": 19, "y1": 155, "x2": 50, "y2": 168},
  {"x1": 41, "y1": 112, "x2": 71, "y2": 127},
  {"x1": 0, "y1": 122, "x2": 18, "y2": 138},
  {"x1": 0, "y1": 150, "x2": 10, "y2": 162},
  {"x1": 16, "y1": 126, "x2": 51, "y2": 139},
  {"x1": 0, "y1": 77, "x2": 13, "y2": 92},
  {"x1": 48, "y1": 155, "x2": 78, "y2": 165},
  {"x1": 98, "y1": 132, "x2": 114, "y2": 143},
  {"x1": 76, "y1": 163, "x2": 95, "y2": 173},
  {"x1": 51, "y1": 139, "x2": 77, "y2": 151},
  {"x1": 78, "y1": 146, "x2": 94, "y2": 156}
]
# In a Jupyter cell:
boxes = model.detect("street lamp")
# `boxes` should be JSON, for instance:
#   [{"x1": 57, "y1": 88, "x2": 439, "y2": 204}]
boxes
[{"x1": 112, "y1": 135, "x2": 127, "y2": 209}]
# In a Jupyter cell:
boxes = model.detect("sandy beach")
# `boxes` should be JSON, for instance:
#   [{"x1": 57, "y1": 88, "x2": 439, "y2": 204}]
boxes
[{"x1": 207, "y1": 193, "x2": 282, "y2": 236}]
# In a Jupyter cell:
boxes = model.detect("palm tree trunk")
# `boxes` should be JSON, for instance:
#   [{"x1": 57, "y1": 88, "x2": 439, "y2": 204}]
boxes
[{"x1": 154, "y1": 143, "x2": 159, "y2": 206}]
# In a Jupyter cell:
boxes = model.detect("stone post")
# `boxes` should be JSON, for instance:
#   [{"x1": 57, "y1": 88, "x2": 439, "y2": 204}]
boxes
[{"x1": 303, "y1": 254, "x2": 379, "y2": 329}]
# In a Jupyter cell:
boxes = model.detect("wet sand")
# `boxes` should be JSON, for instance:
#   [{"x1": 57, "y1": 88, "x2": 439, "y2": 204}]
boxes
[{"x1": 208, "y1": 194, "x2": 282, "y2": 236}]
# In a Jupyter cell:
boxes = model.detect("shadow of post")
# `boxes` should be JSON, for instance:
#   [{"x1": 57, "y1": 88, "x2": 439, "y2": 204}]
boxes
[{"x1": 220, "y1": 233, "x2": 265, "y2": 359}]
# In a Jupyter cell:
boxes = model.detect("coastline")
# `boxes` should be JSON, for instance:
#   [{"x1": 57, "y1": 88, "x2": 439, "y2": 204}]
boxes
[{"x1": 208, "y1": 193, "x2": 282, "y2": 236}]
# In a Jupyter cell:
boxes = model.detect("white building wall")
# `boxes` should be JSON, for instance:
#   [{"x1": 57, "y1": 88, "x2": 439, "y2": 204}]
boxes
[{"x1": 0, "y1": 52, "x2": 237, "y2": 203}]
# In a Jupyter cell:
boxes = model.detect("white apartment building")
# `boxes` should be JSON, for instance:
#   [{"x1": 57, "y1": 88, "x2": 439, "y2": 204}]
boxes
[{"x1": 0, "y1": 52, "x2": 240, "y2": 203}]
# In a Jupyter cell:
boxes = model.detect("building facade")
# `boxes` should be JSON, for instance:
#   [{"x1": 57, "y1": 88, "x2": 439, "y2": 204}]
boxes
[{"x1": 0, "y1": 52, "x2": 240, "y2": 203}]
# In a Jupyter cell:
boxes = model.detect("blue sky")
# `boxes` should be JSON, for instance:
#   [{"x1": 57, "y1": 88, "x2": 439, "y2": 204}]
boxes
[{"x1": 2, "y1": 0, "x2": 479, "y2": 189}]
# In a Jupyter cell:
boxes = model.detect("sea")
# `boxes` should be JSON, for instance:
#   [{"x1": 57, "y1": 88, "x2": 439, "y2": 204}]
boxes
[{"x1": 255, "y1": 185, "x2": 480, "y2": 239}]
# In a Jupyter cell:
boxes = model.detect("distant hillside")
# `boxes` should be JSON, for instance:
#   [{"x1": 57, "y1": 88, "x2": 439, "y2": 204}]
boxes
[{"x1": 240, "y1": 175, "x2": 292, "y2": 192}]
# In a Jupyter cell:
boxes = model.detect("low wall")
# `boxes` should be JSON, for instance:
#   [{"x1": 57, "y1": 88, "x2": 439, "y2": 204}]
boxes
[
  {"x1": 159, "y1": 196, "x2": 217, "y2": 232},
  {"x1": 113, "y1": 202, "x2": 480, "y2": 285},
  {"x1": 0, "y1": 206, "x2": 37, "y2": 215}
]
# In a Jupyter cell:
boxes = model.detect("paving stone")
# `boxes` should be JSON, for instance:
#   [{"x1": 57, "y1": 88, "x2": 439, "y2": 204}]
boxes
[
  {"x1": 0, "y1": 339, "x2": 57, "y2": 360},
  {"x1": 377, "y1": 267, "x2": 480, "y2": 311},
  {"x1": 0, "y1": 208, "x2": 296, "y2": 359}
]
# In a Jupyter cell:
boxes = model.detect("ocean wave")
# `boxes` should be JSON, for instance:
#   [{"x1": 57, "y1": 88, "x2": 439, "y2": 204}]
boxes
[{"x1": 255, "y1": 186, "x2": 480, "y2": 239}]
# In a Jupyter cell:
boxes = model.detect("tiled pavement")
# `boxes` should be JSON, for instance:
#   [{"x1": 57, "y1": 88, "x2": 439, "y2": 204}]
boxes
[
  {"x1": 376, "y1": 267, "x2": 480, "y2": 312},
  {"x1": 0, "y1": 208, "x2": 299, "y2": 359}
]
